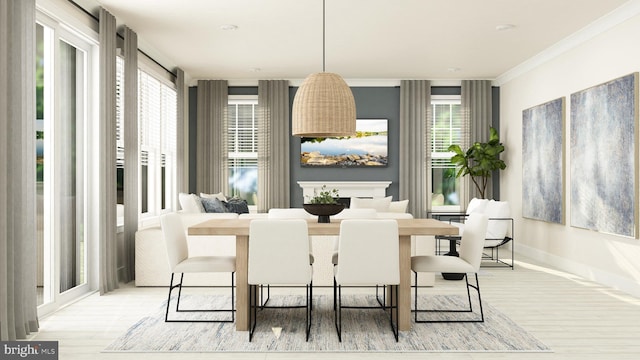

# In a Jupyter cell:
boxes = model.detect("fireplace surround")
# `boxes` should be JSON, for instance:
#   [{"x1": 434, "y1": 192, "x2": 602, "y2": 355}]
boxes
[{"x1": 297, "y1": 181, "x2": 392, "y2": 204}]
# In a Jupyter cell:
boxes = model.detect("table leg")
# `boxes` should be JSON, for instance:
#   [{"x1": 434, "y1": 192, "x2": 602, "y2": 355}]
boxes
[
  {"x1": 398, "y1": 235, "x2": 411, "y2": 331},
  {"x1": 235, "y1": 235, "x2": 249, "y2": 331}
]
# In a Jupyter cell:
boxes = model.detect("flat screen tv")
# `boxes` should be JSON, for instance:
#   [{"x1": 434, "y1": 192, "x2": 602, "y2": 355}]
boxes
[{"x1": 300, "y1": 119, "x2": 388, "y2": 167}]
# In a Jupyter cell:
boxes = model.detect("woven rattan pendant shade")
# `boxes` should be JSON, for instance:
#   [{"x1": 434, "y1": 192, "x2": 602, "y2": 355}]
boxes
[{"x1": 292, "y1": 72, "x2": 356, "y2": 137}]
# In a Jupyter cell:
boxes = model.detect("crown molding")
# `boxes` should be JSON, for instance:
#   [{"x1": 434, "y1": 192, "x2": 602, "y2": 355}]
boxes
[
  {"x1": 223, "y1": 79, "x2": 464, "y2": 88},
  {"x1": 495, "y1": 0, "x2": 640, "y2": 86}
]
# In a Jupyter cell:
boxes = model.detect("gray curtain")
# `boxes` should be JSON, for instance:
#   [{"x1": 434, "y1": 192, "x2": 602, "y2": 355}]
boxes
[
  {"x1": 176, "y1": 68, "x2": 187, "y2": 197},
  {"x1": 99, "y1": 8, "x2": 119, "y2": 294},
  {"x1": 196, "y1": 80, "x2": 229, "y2": 195},
  {"x1": 0, "y1": 0, "x2": 39, "y2": 340},
  {"x1": 399, "y1": 80, "x2": 431, "y2": 218},
  {"x1": 461, "y1": 80, "x2": 493, "y2": 202},
  {"x1": 122, "y1": 26, "x2": 138, "y2": 283},
  {"x1": 257, "y1": 80, "x2": 290, "y2": 212}
]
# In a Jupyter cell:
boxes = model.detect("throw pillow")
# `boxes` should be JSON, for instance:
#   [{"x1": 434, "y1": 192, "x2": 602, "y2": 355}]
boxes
[
  {"x1": 178, "y1": 192, "x2": 205, "y2": 213},
  {"x1": 200, "y1": 191, "x2": 227, "y2": 201},
  {"x1": 484, "y1": 200, "x2": 511, "y2": 239},
  {"x1": 223, "y1": 197, "x2": 249, "y2": 214},
  {"x1": 349, "y1": 196, "x2": 392, "y2": 212},
  {"x1": 388, "y1": 199, "x2": 409, "y2": 213},
  {"x1": 467, "y1": 198, "x2": 489, "y2": 214},
  {"x1": 201, "y1": 197, "x2": 228, "y2": 213}
]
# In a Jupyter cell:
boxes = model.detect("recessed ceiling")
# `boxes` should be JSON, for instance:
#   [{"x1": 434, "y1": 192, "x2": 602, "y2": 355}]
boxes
[{"x1": 86, "y1": 0, "x2": 629, "y2": 82}]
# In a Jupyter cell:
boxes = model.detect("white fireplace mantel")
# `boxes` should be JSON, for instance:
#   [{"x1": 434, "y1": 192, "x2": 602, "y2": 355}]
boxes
[{"x1": 298, "y1": 181, "x2": 392, "y2": 201}]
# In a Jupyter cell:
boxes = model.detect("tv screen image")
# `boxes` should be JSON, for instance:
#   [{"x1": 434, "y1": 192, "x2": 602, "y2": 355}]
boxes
[{"x1": 300, "y1": 119, "x2": 388, "y2": 167}]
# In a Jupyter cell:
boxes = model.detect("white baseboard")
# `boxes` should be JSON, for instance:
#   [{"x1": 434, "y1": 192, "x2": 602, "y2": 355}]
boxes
[{"x1": 516, "y1": 244, "x2": 640, "y2": 298}]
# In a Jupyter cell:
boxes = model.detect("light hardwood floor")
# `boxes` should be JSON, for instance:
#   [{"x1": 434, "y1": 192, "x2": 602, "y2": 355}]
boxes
[{"x1": 31, "y1": 254, "x2": 640, "y2": 360}]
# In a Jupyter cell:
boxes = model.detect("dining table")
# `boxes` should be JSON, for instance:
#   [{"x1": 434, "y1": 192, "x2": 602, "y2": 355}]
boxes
[{"x1": 188, "y1": 217, "x2": 459, "y2": 331}]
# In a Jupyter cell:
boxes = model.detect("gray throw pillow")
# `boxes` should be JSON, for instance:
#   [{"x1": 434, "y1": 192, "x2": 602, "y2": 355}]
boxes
[
  {"x1": 223, "y1": 197, "x2": 249, "y2": 214},
  {"x1": 201, "y1": 197, "x2": 228, "y2": 213}
]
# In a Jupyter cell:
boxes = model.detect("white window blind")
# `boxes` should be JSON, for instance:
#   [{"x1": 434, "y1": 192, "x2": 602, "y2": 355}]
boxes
[
  {"x1": 431, "y1": 97, "x2": 464, "y2": 167},
  {"x1": 139, "y1": 70, "x2": 161, "y2": 150},
  {"x1": 228, "y1": 101, "x2": 257, "y2": 156},
  {"x1": 161, "y1": 84, "x2": 177, "y2": 154}
]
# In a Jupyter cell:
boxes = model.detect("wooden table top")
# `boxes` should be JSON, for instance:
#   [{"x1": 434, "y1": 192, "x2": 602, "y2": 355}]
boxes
[{"x1": 188, "y1": 217, "x2": 459, "y2": 237}]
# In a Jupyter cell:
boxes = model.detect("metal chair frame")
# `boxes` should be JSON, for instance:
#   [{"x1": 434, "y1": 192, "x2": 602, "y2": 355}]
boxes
[
  {"x1": 412, "y1": 271, "x2": 484, "y2": 323},
  {"x1": 431, "y1": 212, "x2": 514, "y2": 269},
  {"x1": 164, "y1": 272, "x2": 235, "y2": 323},
  {"x1": 334, "y1": 280, "x2": 398, "y2": 342},
  {"x1": 249, "y1": 283, "x2": 312, "y2": 342}
]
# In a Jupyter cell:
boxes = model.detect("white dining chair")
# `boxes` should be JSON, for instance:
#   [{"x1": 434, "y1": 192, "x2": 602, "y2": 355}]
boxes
[
  {"x1": 264, "y1": 208, "x2": 314, "y2": 307},
  {"x1": 248, "y1": 219, "x2": 313, "y2": 341},
  {"x1": 333, "y1": 219, "x2": 400, "y2": 342},
  {"x1": 268, "y1": 208, "x2": 314, "y2": 263},
  {"x1": 411, "y1": 213, "x2": 488, "y2": 322},
  {"x1": 160, "y1": 212, "x2": 236, "y2": 322},
  {"x1": 330, "y1": 208, "x2": 378, "y2": 266}
]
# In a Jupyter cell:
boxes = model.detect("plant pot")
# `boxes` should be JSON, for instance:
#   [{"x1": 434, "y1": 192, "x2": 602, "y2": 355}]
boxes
[{"x1": 302, "y1": 203, "x2": 345, "y2": 223}]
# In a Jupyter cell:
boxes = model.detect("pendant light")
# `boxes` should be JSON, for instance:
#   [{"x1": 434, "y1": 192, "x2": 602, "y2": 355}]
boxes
[{"x1": 292, "y1": 0, "x2": 356, "y2": 137}]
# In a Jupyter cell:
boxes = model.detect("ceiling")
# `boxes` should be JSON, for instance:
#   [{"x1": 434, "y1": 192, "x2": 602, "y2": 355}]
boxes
[{"x1": 84, "y1": 0, "x2": 630, "y2": 82}]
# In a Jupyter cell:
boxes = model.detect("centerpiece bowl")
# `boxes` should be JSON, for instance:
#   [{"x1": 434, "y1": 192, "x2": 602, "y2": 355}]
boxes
[{"x1": 303, "y1": 203, "x2": 345, "y2": 223}]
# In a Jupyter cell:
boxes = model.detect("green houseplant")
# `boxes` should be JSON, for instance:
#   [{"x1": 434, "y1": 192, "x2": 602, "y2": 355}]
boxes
[
  {"x1": 448, "y1": 127, "x2": 506, "y2": 199},
  {"x1": 307, "y1": 185, "x2": 339, "y2": 204},
  {"x1": 303, "y1": 185, "x2": 344, "y2": 223}
]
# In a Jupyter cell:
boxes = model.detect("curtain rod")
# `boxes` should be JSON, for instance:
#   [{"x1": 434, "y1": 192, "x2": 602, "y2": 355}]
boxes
[{"x1": 67, "y1": 0, "x2": 177, "y2": 77}]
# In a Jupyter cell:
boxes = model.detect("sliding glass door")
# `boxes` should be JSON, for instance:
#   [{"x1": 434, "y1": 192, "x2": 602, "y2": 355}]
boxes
[{"x1": 36, "y1": 13, "x2": 95, "y2": 313}]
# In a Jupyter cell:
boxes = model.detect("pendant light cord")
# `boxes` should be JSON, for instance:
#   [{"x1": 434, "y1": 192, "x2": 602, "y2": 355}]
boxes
[{"x1": 323, "y1": 0, "x2": 326, "y2": 72}]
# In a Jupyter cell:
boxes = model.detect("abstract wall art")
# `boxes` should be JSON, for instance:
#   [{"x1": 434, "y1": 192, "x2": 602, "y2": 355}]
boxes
[
  {"x1": 522, "y1": 97, "x2": 565, "y2": 224},
  {"x1": 570, "y1": 73, "x2": 638, "y2": 238}
]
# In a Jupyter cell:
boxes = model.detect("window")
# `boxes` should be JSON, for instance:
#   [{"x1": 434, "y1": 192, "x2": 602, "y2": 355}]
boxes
[
  {"x1": 431, "y1": 96, "x2": 464, "y2": 209},
  {"x1": 138, "y1": 69, "x2": 177, "y2": 217},
  {"x1": 161, "y1": 86, "x2": 177, "y2": 210},
  {"x1": 228, "y1": 97, "x2": 258, "y2": 206},
  {"x1": 116, "y1": 56, "x2": 124, "y2": 204}
]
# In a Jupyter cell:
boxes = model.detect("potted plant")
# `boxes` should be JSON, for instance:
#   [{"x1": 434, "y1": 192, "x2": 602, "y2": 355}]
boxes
[
  {"x1": 303, "y1": 185, "x2": 345, "y2": 223},
  {"x1": 448, "y1": 127, "x2": 506, "y2": 199}
]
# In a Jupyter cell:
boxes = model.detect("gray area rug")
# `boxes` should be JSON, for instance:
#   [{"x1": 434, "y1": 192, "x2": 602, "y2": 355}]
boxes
[{"x1": 104, "y1": 293, "x2": 551, "y2": 352}]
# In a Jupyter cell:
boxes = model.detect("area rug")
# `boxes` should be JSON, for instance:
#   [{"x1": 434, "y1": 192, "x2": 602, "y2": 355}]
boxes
[{"x1": 104, "y1": 294, "x2": 551, "y2": 352}]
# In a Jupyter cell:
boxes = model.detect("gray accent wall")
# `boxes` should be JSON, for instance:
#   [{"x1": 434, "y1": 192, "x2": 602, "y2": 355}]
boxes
[
  {"x1": 188, "y1": 85, "x2": 501, "y2": 207},
  {"x1": 290, "y1": 86, "x2": 401, "y2": 206}
]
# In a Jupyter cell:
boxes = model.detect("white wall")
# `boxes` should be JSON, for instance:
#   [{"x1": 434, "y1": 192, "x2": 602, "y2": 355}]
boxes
[{"x1": 499, "y1": 8, "x2": 640, "y2": 297}]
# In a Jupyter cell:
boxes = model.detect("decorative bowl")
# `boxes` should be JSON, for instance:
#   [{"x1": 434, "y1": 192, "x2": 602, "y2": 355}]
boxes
[{"x1": 302, "y1": 203, "x2": 345, "y2": 223}]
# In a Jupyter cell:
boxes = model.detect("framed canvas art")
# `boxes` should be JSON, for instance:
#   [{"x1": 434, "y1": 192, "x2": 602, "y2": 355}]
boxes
[
  {"x1": 570, "y1": 73, "x2": 638, "y2": 238},
  {"x1": 300, "y1": 119, "x2": 388, "y2": 167},
  {"x1": 522, "y1": 97, "x2": 565, "y2": 224}
]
